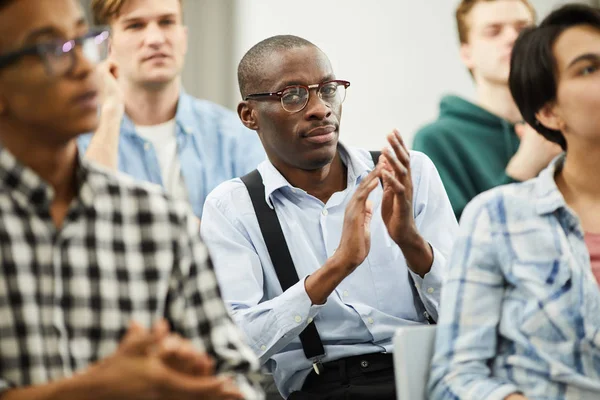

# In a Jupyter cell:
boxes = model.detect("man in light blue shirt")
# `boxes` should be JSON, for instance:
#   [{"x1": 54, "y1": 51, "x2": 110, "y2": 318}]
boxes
[
  {"x1": 201, "y1": 35, "x2": 458, "y2": 399},
  {"x1": 78, "y1": 0, "x2": 264, "y2": 218}
]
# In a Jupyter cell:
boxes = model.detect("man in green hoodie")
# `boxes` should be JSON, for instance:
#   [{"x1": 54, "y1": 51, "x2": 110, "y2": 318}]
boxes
[{"x1": 413, "y1": 0, "x2": 562, "y2": 220}]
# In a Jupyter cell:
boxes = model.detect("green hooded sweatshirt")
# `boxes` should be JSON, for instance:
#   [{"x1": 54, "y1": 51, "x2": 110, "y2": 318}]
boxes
[{"x1": 413, "y1": 95, "x2": 519, "y2": 220}]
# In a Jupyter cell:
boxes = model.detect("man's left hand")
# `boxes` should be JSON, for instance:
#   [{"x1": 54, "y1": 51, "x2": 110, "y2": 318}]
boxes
[{"x1": 380, "y1": 129, "x2": 433, "y2": 277}]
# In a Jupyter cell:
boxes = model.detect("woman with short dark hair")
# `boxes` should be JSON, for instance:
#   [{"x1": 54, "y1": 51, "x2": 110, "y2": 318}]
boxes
[{"x1": 429, "y1": 4, "x2": 600, "y2": 400}]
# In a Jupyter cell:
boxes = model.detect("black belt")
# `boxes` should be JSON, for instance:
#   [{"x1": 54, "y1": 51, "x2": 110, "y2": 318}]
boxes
[{"x1": 302, "y1": 353, "x2": 394, "y2": 388}]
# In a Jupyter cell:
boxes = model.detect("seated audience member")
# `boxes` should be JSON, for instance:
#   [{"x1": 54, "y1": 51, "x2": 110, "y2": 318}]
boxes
[
  {"x1": 429, "y1": 4, "x2": 600, "y2": 400},
  {"x1": 78, "y1": 0, "x2": 265, "y2": 219},
  {"x1": 0, "y1": 1, "x2": 262, "y2": 399},
  {"x1": 413, "y1": 0, "x2": 562, "y2": 220},
  {"x1": 201, "y1": 35, "x2": 458, "y2": 399}
]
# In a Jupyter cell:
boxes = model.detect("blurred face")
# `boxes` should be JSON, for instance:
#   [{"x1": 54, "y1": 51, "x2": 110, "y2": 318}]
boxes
[
  {"x1": 461, "y1": 0, "x2": 533, "y2": 85},
  {"x1": 242, "y1": 46, "x2": 342, "y2": 171},
  {"x1": 539, "y1": 25, "x2": 600, "y2": 146},
  {"x1": 0, "y1": 0, "x2": 100, "y2": 143},
  {"x1": 109, "y1": 0, "x2": 187, "y2": 88}
]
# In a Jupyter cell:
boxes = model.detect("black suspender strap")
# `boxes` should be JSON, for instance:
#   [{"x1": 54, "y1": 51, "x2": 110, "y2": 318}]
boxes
[
  {"x1": 240, "y1": 151, "x2": 435, "y2": 371},
  {"x1": 241, "y1": 170, "x2": 326, "y2": 370}
]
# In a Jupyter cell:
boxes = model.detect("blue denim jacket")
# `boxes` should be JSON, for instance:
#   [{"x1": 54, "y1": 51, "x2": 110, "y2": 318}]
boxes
[{"x1": 78, "y1": 91, "x2": 265, "y2": 217}]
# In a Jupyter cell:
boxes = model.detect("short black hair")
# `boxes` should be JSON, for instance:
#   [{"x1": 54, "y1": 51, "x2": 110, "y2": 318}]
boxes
[
  {"x1": 509, "y1": 4, "x2": 600, "y2": 151},
  {"x1": 237, "y1": 35, "x2": 318, "y2": 99}
]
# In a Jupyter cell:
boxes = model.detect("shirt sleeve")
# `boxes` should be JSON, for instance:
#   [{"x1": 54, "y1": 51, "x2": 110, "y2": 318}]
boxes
[
  {"x1": 168, "y1": 203, "x2": 264, "y2": 400},
  {"x1": 200, "y1": 187, "x2": 325, "y2": 365},
  {"x1": 427, "y1": 195, "x2": 520, "y2": 400},
  {"x1": 408, "y1": 152, "x2": 459, "y2": 322}
]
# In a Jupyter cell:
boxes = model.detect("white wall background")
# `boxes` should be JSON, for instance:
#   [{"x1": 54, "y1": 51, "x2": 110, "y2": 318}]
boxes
[{"x1": 233, "y1": 0, "x2": 598, "y2": 149}]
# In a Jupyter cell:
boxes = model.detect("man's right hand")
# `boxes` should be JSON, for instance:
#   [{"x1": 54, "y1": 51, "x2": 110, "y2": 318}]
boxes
[
  {"x1": 305, "y1": 165, "x2": 381, "y2": 305},
  {"x1": 335, "y1": 165, "x2": 382, "y2": 269},
  {"x1": 86, "y1": 321, "x2": 243, "y2": 400},
  {"x1": 97, "y1": 59, "x2": 124, "y2": 117},
  {"x1": 505, "y1": 122, "x2": 563, "y2": 181}
]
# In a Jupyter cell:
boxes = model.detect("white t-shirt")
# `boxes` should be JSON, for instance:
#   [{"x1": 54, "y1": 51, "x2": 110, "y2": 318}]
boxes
[{"x1": 135, "y1": 119, "x2": 189, "y2": 202}]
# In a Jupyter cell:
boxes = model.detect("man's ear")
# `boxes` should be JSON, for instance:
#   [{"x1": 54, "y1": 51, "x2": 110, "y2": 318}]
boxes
[
  {"x1": 238, "y1": 101, "x2": 259, "y2": 131},
  {"x1": 535, "y1": 101, "x2": 564, "y2": 132},
  {"x1": 459, "y1": 43, "x2": 475, "y2": 71}
]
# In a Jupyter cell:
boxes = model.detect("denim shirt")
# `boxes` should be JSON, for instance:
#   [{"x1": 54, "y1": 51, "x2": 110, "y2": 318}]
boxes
[
  {"x1": 429, "y1": 154, "x2": 600, "y2": 400},
  {"x1": 78, "y1": 90, "x2": 265, "y2": 217}
]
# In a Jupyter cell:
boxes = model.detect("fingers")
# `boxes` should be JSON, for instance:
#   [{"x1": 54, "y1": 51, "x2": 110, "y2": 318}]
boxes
[
  {"x1": 152, "y1": 319, "x2": 170, "y2": 341},
  {"x1": 119, "y1": 321, "x2": 159, "y2": 356},
  {"x1": 161, "y1": 372, "x2": 244, "y2": 399},
  {"x1": 385, "y1": 130, "x2": 410, "y2": 169},
  {"x1": 364, "y1": 199, "x2": 374, "y2": 235},
  {"x1": 514, "y1": 122, "x2": 526, "y2": 139},
  {"x1": 353, "y1": 165, "x2": 381, "y2": 203},
  {"x1": 382, "y1": 148, "x2": 407, "y2": 178},
  {"x1": 159, "y1": 335, "x2": 195, "y2": 374},
  {"x1": 108, "y1": 60, "x2": 119, "y2": 79},
  {"x1": 194, "y1": 352, "x2": 215, "y2": 376},
  {"x1": 382, "y1": 170, "x2": 406, "y2": 196},
  {"x1": 157, "y1": 333, "x2": 215, "y2": 377}
]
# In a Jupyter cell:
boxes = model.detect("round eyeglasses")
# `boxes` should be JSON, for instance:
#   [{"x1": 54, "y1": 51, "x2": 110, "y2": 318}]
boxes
[
  {"x1": 0, "y1": 29, "x2": 110, "y2": 77},
  {"x1": 244, "y1": 80, "x2": 350, "y2": 113}
]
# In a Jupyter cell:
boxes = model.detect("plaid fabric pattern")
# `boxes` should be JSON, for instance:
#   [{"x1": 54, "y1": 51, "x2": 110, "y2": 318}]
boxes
[
  {"x1": 429, "y1": 155, "x2": 600, "y2": 400},
  {"x1": 0, "y1": 146, "x2": 262, "y2": 398}
]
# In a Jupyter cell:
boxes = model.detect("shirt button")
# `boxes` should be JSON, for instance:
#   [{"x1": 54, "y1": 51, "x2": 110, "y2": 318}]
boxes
[
  {"x1": 308, "y1": 317, "x2": 313, "y2": 324},
  {"x1": 294, "y1": 315, "x2": 302, "y2": 323},
  {"x1": 367, "y1": 317, "x2": 374, "y2": 325},
  {"x1": 343, "y1": 290, "x2": 349, "y2": 297},
  {"x1": 427, "y1": 287, "x2": 435, "y2": 294},
  {"x1": 360, "y1": 360, "x2": 369, "y2": 368},
  {"x1": 260, "y1": 345, "x2": 266, "y2": 351},
  {"x1": 144, "y1": 142, "x2": 151, "y2": 151},
  {"x1": 322, "y1": 209, "x2": 328, "y2": 216}
]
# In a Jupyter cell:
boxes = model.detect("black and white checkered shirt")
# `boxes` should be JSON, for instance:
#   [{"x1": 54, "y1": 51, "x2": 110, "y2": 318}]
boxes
[{"x1": 0, "y1": 146, "x2": 262, "y2": 398}]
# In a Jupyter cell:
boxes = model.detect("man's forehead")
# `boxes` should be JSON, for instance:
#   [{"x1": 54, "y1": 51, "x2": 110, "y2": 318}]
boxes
[
  {"x1": 0, "y1": 0, "x2": 85, "y2": 49},
  {"x1": 116, "y1": 0, "x2": 182, "y2": 22},
  {"x1": 468, "y1": 1, "x2": 533, "y2": 28},
  {"x1": 262, "y1": 46, "x2": 333, "y2": 85}
]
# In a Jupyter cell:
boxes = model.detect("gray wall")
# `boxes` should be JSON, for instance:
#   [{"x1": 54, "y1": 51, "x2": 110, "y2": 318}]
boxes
[{"x1": 82, "y1": 0, "x2": 600, "y2": 125}]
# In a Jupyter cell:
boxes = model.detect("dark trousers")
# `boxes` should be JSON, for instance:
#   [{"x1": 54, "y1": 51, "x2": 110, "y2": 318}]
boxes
[{"x1": 287, "y1": 353, "x2": 396, "y2": 400}]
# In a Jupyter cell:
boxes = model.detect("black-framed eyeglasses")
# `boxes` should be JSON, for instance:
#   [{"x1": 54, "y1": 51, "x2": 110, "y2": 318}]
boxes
[
  {"x1": 0, "y1": 28, "x2": 110, "y2": 77},
  {"x1": 245, "y1": 79, "x2": 350, "y2": 113}
]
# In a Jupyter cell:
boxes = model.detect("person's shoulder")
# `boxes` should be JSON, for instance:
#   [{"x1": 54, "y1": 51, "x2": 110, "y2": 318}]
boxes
[
  {"x1": 462, "y1": 179, "x2": 539, "y2": 226},
  {"x1": 413, "y1": 118, "x2": 464, "y2": 145},
  {"x1": 85, "y1": 161, "x2": 190, "y2": 219},
  {"x1": 185, "y1": 95, "x2": 257, "y2": 139},
  {"x1": 204, "y1": 176, "x2": 255, "y2": 215}
]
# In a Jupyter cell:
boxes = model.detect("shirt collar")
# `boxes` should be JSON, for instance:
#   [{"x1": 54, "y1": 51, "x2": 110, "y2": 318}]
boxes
[
  {"x1": 0, "y1": 144, "x2": 96, "y2": 212},
  {"x1": 256, "y1": 142, "x2": 372, "y2": 208},
  {"x1": 534, "y1": 153, "x2": 568, "y2": 216},
  {"x1": 121, "y1": 89, "x2": 196, "y2": 137}
]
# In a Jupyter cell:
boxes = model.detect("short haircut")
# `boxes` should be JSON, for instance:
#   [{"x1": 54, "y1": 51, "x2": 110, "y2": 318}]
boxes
[
  {"x1": 237, "y1": 35, "x2": 318, "y2": 99},
  {"x1": 509, "y1": 3, "x2": 600, "y2": 151},
  {"x1": 91, "y1": 0, "x2": 182, "y2": 26},
  {"x1": 456, "y1": 0, "x2": 536, "y2": 44}
]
